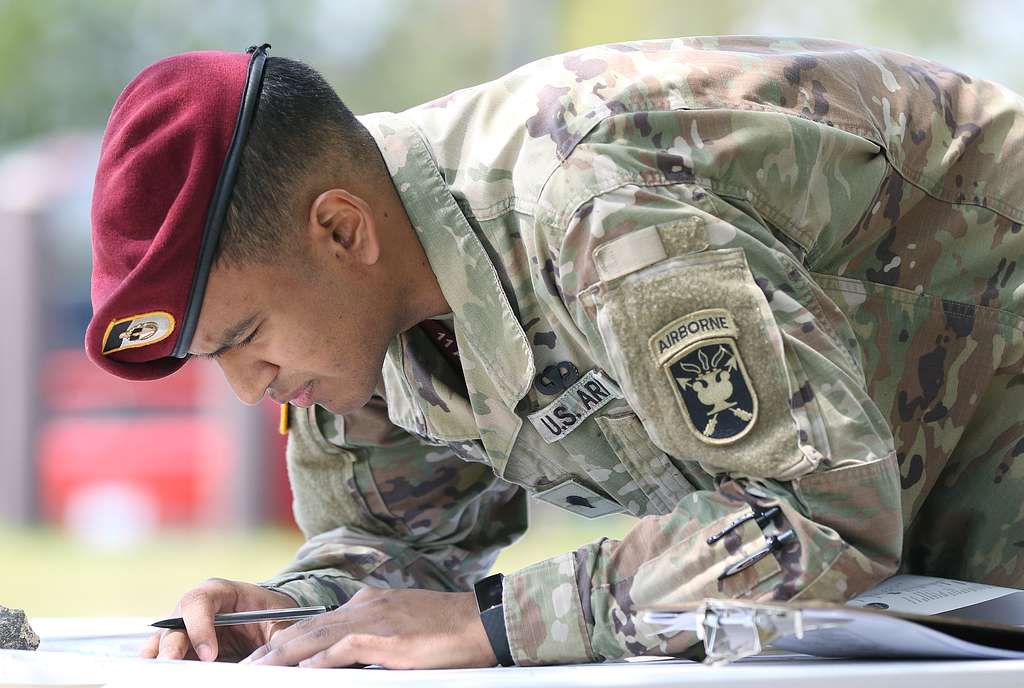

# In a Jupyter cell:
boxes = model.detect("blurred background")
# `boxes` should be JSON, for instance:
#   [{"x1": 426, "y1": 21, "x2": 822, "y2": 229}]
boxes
[{"x1": 2, "y1": 0, "x2": 1022, "y2": 618}]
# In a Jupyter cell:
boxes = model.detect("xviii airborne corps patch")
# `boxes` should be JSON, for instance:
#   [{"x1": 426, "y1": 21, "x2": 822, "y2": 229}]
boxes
[{"x1": 649, "y1": 308, "x2": 757, "y2": 444}]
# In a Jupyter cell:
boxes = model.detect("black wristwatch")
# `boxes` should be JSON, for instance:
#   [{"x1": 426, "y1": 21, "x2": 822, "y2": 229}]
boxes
[{"x1": 474, "y1": 572, "x2": 514, "y2": 666}]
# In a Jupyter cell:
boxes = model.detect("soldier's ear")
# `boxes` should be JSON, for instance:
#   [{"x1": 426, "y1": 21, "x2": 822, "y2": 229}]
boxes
[{"x1": 308, "y1": 188, "x2": 380, "y2": 266}]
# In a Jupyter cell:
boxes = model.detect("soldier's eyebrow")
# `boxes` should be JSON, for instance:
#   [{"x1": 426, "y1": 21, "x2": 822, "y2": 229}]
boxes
[{"x1": 192, "y1": 313, "x2": 260, "y2": 360}]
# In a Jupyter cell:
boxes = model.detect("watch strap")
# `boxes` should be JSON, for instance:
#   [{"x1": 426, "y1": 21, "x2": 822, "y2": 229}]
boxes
[
  {"x1": 474, "y1": 573, "x2": 513, "y2": 666},
  {"x1": 480, "y1": 604, "x2": 514, "y2": 666}
]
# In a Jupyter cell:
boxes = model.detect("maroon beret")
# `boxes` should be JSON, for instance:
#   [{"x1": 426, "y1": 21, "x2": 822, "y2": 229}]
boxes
[{"x1": 86, "y1": 44, "x2": 270, "y2": 381}]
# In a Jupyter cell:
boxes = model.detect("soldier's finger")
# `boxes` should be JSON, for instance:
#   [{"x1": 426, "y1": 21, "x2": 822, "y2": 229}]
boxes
[
  {"x1": 256, "y1": 607, "x2": 332, "y2": 650},
  {"x1": 139, "y1": 631, "x2": 161, "y2": 659},
  {"x1": 251, "y1": 622, "x2": 353, "y2": 666},
  {"x1": 156, "y1": 629, "x2": 192, "y2": 660},
  {"x1": 178, "y1": 584, "x2": 225, "y2": 662},
  {"x1": 239, "y1": 643, "x2": 271, "y2": 664},
  {"x1": 299, "y1": 634, "x2": 383, "y2": 669}
]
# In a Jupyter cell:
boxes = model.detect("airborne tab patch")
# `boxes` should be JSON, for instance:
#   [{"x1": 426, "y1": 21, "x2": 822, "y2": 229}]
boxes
[
  {"x1": 101, "y1": 311, "x2": 176, "y2": 355},
  {"x1": 649, "y1": 309, "x2": 757, "y2": 445}
]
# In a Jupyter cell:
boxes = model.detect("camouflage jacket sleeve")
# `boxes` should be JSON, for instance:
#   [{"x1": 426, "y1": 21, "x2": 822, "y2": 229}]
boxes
[
  {"x1": 260, "y1": 396, "x2": 527, "y2": 605},
  {"x1": 502, "y1": 173, "x2": 904, "y2": 663}
]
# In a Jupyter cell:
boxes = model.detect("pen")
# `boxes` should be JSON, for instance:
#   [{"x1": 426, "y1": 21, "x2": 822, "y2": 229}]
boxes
[{"x1": 151, "y1": 605, "x2": 340, "y2": 630}]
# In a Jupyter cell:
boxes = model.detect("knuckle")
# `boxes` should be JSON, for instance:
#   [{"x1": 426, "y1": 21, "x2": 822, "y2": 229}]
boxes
[
  {"x1": 269, "y1": 626, "x2": 293, "y2": 647},
  {"x1": 313, "y1": 626, "x2": 335, "y2": 642},
  {"x1": 179, "y1": 588, "x2": 209, "y2": 607},
  {"x1": 160, "y1": 629, "x2": 186, "y2": 647}
]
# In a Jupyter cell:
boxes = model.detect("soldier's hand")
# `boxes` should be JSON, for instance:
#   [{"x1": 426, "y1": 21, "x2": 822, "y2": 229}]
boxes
[
  {"x1": 140, "y1": 578, "x2": 297, "y2": 662},
  {"x1": 241, "y1": 587, "x2": 497, "y2": 669}
]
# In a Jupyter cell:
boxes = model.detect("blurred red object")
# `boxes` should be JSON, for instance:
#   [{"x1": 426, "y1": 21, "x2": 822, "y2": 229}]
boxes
[
  {"x1": 43, "y1": 349, "x2": 202, "y2": 411},
  {"x1": 38, "y1": 348, "x2": 294, "y2": 528},
  {"x1": 39, "y1": 416, "x2": 235, "y2": 526}
]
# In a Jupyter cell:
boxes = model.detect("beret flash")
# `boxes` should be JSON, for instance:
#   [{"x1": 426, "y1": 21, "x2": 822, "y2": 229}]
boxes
[{"x1": 86, "y1": 44, "x2": 270, "y2": 380}]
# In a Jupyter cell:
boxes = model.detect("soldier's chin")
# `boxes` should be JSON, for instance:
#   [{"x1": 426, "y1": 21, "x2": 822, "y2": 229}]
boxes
[{"x1": 316, "y1": 385, "x2": 375, "y2": 416}]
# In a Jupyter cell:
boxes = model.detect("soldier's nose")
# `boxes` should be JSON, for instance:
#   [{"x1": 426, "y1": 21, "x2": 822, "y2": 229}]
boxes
[{"x1": 216, "y1": 354, "x2": 273, "y2": 406}]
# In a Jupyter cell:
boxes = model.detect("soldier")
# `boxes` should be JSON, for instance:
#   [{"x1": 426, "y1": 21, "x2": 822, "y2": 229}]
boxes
[{"x1": 86, "y1": 38, "x2": 1024, "y2": 668}]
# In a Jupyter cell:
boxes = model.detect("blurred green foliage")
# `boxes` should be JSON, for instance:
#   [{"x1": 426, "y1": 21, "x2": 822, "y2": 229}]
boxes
[
  {"x1": 1, "y1": 504, "x2": 632, "y2": 616},
  {"x1": 1, "y1": 0, "x2": 1020, "y2": 148}
]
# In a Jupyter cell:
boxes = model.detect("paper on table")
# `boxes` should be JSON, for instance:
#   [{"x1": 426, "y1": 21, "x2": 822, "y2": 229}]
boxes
[
  {"x1": 644, "y1": 603, "x2": 1024, "y2": 660},
  {"x1": 8, "y1": 619, "x2": 1024, "y2": 688},
  {"x1": 770, "y1": 606, "x2": 1024, "y2": 660},
  {"x1": 1, "y1": 684, "x2": 101, "y2": 688},
  {"x1": 0, "y1": 649, "x2": 700, "y2": 688},
  {"x1": 849, "y1": 575, "x2": 1020, "y2": 616},
  {"x1": 32, "y1": 617, "x2": 153, "y2": 657},
  {"x1": 644, "y1": 593, "x2": 1024, "y2": 662}
]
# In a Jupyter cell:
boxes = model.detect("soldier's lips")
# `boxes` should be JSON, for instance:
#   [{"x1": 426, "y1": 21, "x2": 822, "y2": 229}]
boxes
[{"x1": 283, "y1": 380, "x2": 317, "y2": 407}]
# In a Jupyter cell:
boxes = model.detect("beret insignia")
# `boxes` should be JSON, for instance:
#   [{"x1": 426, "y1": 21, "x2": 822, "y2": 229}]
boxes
[{"x1": 101, "y1": 312, "x2": 176, "y2": 355}]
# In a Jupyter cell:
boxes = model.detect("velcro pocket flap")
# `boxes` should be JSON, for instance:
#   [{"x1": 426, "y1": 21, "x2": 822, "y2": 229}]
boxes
[{"x1": 595, "y1": 248, "x2": 814, "y2": 480}]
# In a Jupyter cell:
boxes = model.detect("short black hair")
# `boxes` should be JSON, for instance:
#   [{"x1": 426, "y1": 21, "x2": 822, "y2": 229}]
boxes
[{"x1": 215, "y1": 56, "x2": 382, "y2": 266}]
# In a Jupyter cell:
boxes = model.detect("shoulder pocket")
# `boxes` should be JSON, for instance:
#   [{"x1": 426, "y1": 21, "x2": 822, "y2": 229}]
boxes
[{"x1": 595, "y1": 248, "x2": 815, "y2": 480}]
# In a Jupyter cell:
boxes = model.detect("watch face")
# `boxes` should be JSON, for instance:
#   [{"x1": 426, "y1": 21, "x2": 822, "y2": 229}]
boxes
[{"x1": 475, "y1": 572, "x2": 505, "y2": 611}]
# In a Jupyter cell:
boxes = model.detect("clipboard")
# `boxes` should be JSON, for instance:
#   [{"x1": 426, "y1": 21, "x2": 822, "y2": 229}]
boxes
[{"x1": 642, "y1": 598, "x2": 1024, "y2": 665}]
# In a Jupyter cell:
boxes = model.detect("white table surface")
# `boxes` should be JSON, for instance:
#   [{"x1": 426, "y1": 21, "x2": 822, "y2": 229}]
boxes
[{"x1": 3, "y1": 617, "x2": 1024, "y2": 688}]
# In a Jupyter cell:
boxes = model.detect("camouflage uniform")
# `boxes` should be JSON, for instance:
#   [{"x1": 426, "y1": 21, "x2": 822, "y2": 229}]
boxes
[{"x1": 259, "y1": 37, "x2": 1024, "y2": 665}]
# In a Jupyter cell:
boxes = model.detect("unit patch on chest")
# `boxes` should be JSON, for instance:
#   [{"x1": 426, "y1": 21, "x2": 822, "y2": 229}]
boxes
[
  {"x1": 650, "y1": 308, "x2": 758, "y2": 444},
  {"x1": 527, "y1": 368, "x2": 622, "y2": 443}
]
